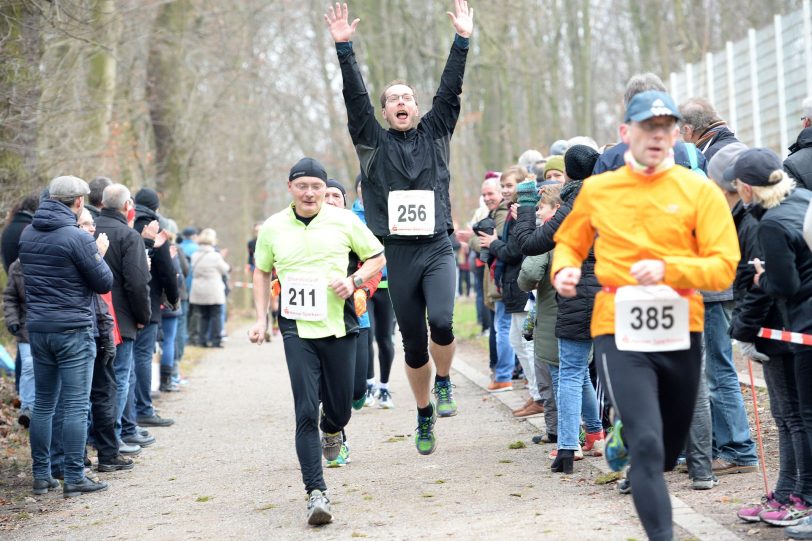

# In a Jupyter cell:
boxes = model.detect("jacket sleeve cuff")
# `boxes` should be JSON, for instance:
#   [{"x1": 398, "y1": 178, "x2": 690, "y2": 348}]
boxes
[
  {"x1": 336, "y1": 41, "x2": 353, "y2": 57},
  {"x1": 454, "y1": 34, "x2": 469, "y2": 49}
]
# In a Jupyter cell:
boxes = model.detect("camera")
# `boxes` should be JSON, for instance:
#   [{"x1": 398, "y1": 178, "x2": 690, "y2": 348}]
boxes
[{"x1": 472, "y1": 217, "x2": 496, "y2": 263}]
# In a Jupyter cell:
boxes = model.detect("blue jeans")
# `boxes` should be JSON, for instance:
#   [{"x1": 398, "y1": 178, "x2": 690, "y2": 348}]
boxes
[
  {"x1": 704, "y1": 302, "x2": 758, "y2": 466},
  {"x1": 175, "y1": 299, "x2": 189, "y2": 362},
  {"x1": 493, "y1": 301, "x2": 515, "y2": 382},
  {"x1": 553, "y1": 338, "x2": 602, "y2": 450},
  {"x1": 29, "y1": 328, "x2": 95, "y2": 484},
  {"x1": 17, "y1": 342, "x2": 35, "y2": 410},
  {"x1": 161, "y1": 317, "x2": 178, "y2": 370},
  {"x1": 133, "y1": 323, "x2": 159, "y2": 418},
  {"x1": 113, "y1": 338, "x2": 134, "y2": 439}
]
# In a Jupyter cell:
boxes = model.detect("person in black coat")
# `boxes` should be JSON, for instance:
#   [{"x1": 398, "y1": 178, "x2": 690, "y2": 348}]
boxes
[
  {"x1": 129, "y1": 188, "x2": 178, "y2": 428},
  {"x1": 678, "y1": 97, "x2": 741, "y2": 162},
  {"x1": 784, "y1": 104, "x2": 812, "y2": 191},
  {"x1": 733, "y1": 149, "x2": 812, "y2": 531},
  {"x1": 94, "y1": 183, "x2": 153, "y2": 449},
  {"x1": 2, "y1": 193, "x2": 39, "y2": 272}
]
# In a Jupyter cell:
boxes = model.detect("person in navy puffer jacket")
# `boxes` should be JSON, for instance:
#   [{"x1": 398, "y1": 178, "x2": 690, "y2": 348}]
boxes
[{"x1": 18, "y1": 176, "x2": 113, "y2": 499}]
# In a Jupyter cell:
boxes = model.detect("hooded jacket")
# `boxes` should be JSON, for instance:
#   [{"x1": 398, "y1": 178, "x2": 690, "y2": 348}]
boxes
[
  {"x1": 489, "y1": 209, "x2": 529, "y2": 313},
  {"x1": 784, "y1": 127, "x2": 812, "y2": 191},
  {"x1": 17, "y1": 200, "x2": 113, "y2": 332}
]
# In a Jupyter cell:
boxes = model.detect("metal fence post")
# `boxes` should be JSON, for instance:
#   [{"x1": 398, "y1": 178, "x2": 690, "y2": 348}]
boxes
[{"x1": 749, "y1": 28, "x2": 762, "y2": 146}]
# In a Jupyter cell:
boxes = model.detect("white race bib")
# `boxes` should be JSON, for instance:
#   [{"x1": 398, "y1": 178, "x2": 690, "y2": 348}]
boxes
[
  {"x1": 614, "y1": 285, "x2": 690, "y2": 352},
  {"x1": 388, "y1": 190, "x2": 435, "y2": 235},
  {"x1": 280, "y1": 274, "x2": 327, "y2": 321}
]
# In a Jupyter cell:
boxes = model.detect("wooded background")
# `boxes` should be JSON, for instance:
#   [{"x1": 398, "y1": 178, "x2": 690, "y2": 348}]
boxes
[{"x1": 0, "y1": 0, "x2": 804, "y2": 270}]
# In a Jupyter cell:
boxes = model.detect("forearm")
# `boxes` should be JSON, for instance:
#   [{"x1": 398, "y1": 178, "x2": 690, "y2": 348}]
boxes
[
  {"x1": 252, "y1": 268, "x2": 272, "y2": 321},
  {"x1": 337, "y1": 42, "x2": 379, "y2": 147},
  {"x1": 354, "y1": 254, "x2": 386, "y2": 284}
]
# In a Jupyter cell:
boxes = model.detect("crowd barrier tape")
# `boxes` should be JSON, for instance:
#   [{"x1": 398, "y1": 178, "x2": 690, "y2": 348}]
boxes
[
  {"x1": 232, "y1": 281, "x2": 254, "y2": 289},
  {"x1": 758, "y1": 327, "x2": 812, "y2": 346}
]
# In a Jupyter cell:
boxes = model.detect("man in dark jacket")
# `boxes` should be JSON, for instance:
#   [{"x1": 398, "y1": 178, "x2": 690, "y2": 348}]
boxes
[
  {"x1": 18, "y1": 175, "x2": 113, "y2": 498},
  {"x1": 2, "y1": 193, "x2": 39, "y2": 272},
  {"x1": 679, "y1": 97, "x2": 741, "y2": 162},
  {"x1": 784, "y1": 98, "x2": 812, "y2": 191},
  {"x1": 95, "y1": 183, "x2": 153, "y2": 451},
  {"x1": 327, "y1": 1, "x2": 473, "y2": 454},
  {"x1": 130, "y1": 188, "x2": 178, "y2": 427}
]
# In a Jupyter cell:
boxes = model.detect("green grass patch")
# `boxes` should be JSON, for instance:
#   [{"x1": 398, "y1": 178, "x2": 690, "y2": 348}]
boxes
[
  {"x1": 594, "y1": 471, "x2": 622, "y2": 485},
  {"x1": 195, "y1": 496, "x2": 212, "y2": 502},
  {"x1": 508, "y1": 441, "x2": 526, "y2": 449}
]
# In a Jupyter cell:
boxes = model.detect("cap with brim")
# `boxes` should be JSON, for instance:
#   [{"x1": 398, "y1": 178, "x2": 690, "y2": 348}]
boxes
[
  {"x1": 624, "y1": 91, "x2": 681, "y2": 123},
  {"x1": 708, "y1": 142, "x2": 748, "y2": 185},
  {"x1": 732, "y1": 147, "x2": 784, "y2": 187},
  {"x1": 289, "y1": 157, "x2": 327, "y2": 183},
  {"x1": 49, "y1": 176, "x2": 91, "y2": 199}
]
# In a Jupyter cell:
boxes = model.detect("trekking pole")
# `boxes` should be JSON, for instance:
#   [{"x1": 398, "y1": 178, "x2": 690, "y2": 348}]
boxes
[{"x1": 747, "y1": 358, "x2": 770, "y2": 495}]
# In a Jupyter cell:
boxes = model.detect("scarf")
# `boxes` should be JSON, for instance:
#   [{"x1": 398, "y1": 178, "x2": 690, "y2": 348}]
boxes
[
  {"x1": 695, "y1": 121, "x2": 728, "y2": 150},
  {"x1": 624, "y1": 150, "x2": 675, "y2": 176}
]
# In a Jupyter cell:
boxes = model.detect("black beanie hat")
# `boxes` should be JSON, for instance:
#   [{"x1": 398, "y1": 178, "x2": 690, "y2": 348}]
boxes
[
  {"x1": 326, "y1": 178, "x2": 346, "y2": 200},
  {"x1": 134, "y1": 188, "x2": 160, "y2": 211},
  {"x1": 564, "y1": 145, "x2": 600, "y2": 181},
  {"x1": 289, "y1": 157, "x2": 327, "y2": 182}
]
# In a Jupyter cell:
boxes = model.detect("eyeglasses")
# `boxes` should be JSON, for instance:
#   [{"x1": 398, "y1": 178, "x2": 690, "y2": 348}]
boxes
[
  {"x1": 802, "y1": 116, "x2": 809, "y2": 121},
  {"x1": 290, "y1": 181, "x2": 326, "y2": 193},
  {"x1": 385, "y1": 93, "x2": 415, "y2": 104}
]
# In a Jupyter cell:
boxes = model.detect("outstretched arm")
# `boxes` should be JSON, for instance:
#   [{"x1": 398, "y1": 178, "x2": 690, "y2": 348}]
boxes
[
  {"x1": 324, "y1": 2, "x2": 359, "y2": 42},
  {"x1": 447, "y1": 0, "x2": 473, "y2": 38}
]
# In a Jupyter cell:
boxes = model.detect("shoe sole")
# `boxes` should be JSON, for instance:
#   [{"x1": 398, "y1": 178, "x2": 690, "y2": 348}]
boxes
[
  {"x1": 97, "y1": 463, "x2": 134, "y2": 472},
  {"x1": 488, "y1": 387, "x2": 513, "y2": 393},
  {"x1": 119, "y1": 449, "x2": 142, "y2": 456},
  {"x1": 437, "y1": 410, "x2": 457, "y2": 417},
  {"x1": 64, "y1": 485, "x2": 108, "y2": 498},
  {"x1": 122, "y1": 439, "x2": 154, "y2": 448},
  {"x1": 307, "y1": 506, "x2": 333, "y2": 526},
  {"x1": 736, "y1": 514, "x2": 763, "y2": 522}
]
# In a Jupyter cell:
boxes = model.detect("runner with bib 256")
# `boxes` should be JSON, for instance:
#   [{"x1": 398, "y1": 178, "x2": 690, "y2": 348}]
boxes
[
  {"x1": 325, "y1": 0, "x2": 474, "y2": 455},
  {"x1": 551, "y1": 91, "x2": 740, "y2": 541}
]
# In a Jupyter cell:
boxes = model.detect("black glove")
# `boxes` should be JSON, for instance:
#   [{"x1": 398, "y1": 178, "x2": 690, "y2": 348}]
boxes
[
  {"x1": 98, "y1": 331, "x2": 117, "y2": 365},
  {"x1": 7, "y1": 324, "x2": 20, "y2": 336}
]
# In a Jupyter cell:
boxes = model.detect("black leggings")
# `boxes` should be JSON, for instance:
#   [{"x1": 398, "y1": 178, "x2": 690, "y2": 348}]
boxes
[
  {"x1": 367, "y1": 288, "x2": 395, "y2": 383},
  {"x1": 354, "y1": 328, "x2": 370, "y2": 401},
  {"x1": 384, "y1": 234, "x2": 455, "y2": 369},
  {"x1": 280, "y1": 317, "x2": 356, "y2": 493},
  {"x1": 595, "y1": 333, "x2": 702, "y2": 541}
]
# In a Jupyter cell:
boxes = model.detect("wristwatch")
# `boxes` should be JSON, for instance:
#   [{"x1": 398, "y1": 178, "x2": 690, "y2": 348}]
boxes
[{"x1": 352, "y1": 275, "x2": 364, "y2": 289}]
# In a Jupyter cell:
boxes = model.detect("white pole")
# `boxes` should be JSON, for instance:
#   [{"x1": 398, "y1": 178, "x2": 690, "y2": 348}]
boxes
[
  {"x1": 686, "y1": 63, "x2": 694, "y2": 97},
  {"x1": 727, "y1": 41, "x2": 737, "y2": 132},
  {"x1": 706, "y1": 52, "x2": 715, "y2": 105},
  {"x1": 749, "y1": 28, "x2": 762, "y2": 146},
  {"x1": 775, "y1": 15, "x2": 788, "y2": 157},
  {"x1": 805, "y1": 0, "x2": 812, "y2": 98},
  {"x1": 670, "y1": 72, "x2": 679, "y2": 103}
]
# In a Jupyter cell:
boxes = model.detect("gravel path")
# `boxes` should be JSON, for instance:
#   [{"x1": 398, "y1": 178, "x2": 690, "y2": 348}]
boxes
[{"x1": 8, "y1": 326, "x2": 752, "y2": 540}]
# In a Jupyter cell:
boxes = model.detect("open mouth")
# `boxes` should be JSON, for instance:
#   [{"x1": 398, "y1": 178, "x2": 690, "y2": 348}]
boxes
[{"x1": 396, "y1": 111, "x2": 408, "y2": 120}]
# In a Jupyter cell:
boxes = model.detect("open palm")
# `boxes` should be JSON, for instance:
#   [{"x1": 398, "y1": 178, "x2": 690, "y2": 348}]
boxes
[
  {"x1": 447, "y1": 0, "x2": 474, "y2": 38},
  {"x1": 324, "y1": 2, "x2": 359, "y2": 42}
]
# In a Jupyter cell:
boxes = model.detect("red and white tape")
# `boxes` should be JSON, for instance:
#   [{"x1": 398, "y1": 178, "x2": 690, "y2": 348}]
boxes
[
  {"x1": 758, "y1": 327, "x2": 812, "y2": 346},
  {"x1": 231, "y1": 281, "x2": 254, "y2": 289}
]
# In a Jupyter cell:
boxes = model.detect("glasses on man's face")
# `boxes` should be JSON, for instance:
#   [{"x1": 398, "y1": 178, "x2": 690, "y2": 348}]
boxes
[
  {"x1": 290, "y1": 182, "x2": 326, "y2": 193},
  {"x1": 385, "y1": 93, "x2": 415, "y2": 104},
  {"x1": 637, "y1": 120, "x2": 677, "y2": 134},
  {"x1": 802, "y1": 116, "x2": 809, "y2": 122}
]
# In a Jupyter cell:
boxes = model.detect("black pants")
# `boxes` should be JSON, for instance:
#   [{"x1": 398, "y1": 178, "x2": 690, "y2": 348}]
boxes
[
  {"x1": 384, "y1": 234, "x2": 455, "y2": 369},
  {"x1": 195, "y1": 304, "x2": 222, "y2": 347},
  {"x1": 595, "y1": 333, "x2": 702, "y2": 541},
  {"x1": 458, "y1": 268, "x2": 471, "y2": 296},
  {"x1": 367, "y1": 288, "x2": 395, "y2": 383},
  {"x1": 280, "y1": 317, "x2": 356, "y2": 493},
  {"x1": 90, "y1": 340, "x2": 118, "y2": 462},
  {"x1": 354, "y1": 329, "x2": 369, "y2": 401}
]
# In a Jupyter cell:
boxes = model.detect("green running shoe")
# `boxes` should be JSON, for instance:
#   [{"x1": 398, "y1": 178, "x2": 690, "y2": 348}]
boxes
[
  {"x1": 352, "y1": 395, "x2": 366, "y2": 411},
  {"x1": 415, "y1": 406, "x2": 437, "y2": 455},
  {"x1": 605, "y1": 419, "x2": 629, "y2": 472},
  {"x1": 325, "y1": 443, "x2": 350, "y2": 468},
  {"x1": 432, "y1": 380, "x2": 458, "y2": 417}
]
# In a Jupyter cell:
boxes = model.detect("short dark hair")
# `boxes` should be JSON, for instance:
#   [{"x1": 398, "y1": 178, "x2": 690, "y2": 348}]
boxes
[
  {"x1": 88, "y1": 176, "x2": 112, "y2": 207},
  {"x1": 19, "y1": 193, "x2": 40, "y2": 213},
  {"x1": 379, "y1": 80, "x2": 417, "y2": 108}
]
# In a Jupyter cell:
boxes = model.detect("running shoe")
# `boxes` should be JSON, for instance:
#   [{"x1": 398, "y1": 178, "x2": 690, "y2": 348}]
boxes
[
  {"x1": 433, "y1": 380, "x2": 458, "y2": 417},
  {"x1": 364, "y1": 384, "x2": 376, "y2": 408},
  {"x1": 737, "y1": 492, "x2": 782, "y2": 522},
  {"x1": 321, "y1": 431, "x2": 343, "y2": 462},
  {"x1": 307, "y1": 489, "x2": 332, "y2": 526},
  {"x1": 604, "y1": 419, "x2": 629, "y2": 472},
  {"x1": 378, "y1": 388, "x2": 394, "y2": 409},
  {"x1": 760, "y1": 495, "x2": 812, "y2": 526},
  {"x1": 415, "y1": 406, "x2": 437, "y2": 455},
  {"x1": 325, "y1": 443, "x2": 351, "y2": 468},
  {"x1": 786, "y1": 515, "x2": 812, "y2": 539},
  {"x1": 617, "y1": 478, "x2": 632, "y2": 495},
  {"x1": 352, "y1": 395, "x2": 366, "y2": 411}
]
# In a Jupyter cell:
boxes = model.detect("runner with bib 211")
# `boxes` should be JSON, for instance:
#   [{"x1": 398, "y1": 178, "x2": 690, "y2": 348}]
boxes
[{"x1": 551, "y1": 91, "x2": 740, "y2": 541}]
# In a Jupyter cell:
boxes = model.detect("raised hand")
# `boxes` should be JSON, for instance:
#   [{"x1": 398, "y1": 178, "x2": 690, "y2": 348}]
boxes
[
  {"x1": 447, "y1": 0, "x2": 473, "y2": 38},
  {"x1": 324, "y1": 3, "x2": 360, "y2": 43}
]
